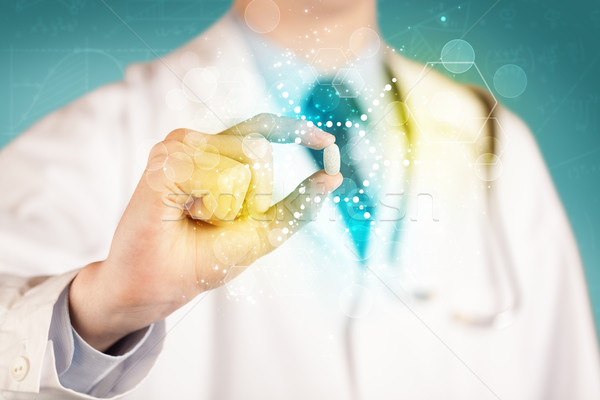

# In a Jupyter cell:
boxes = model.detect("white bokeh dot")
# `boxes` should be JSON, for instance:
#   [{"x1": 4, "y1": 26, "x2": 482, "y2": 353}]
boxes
[
  {"x1": 245, "y1": 0, "x2": 280, "y2": 33},
  {"x1": 441, "y1": 39, "x2": 475, "y2": 74},
  {"x1": 349, "y1": 27, "x2": 381, "y2": 58}
]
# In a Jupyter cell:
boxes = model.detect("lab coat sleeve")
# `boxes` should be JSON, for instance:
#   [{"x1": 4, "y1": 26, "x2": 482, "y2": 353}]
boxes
[
  {"x1": 494, "y1": 106, "x2": 600, "y2": 399},
  {"x1": 48, "y1": 284, "x2": 166, "y2": 397},
  {"x1": 0, "y1": 78, "x2": 166, "y2": 398}
]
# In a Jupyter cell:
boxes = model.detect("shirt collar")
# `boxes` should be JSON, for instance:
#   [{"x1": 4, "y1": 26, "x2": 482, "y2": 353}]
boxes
[{"x1": 232, "y1": 14, "x2": 388, "y2": 116}]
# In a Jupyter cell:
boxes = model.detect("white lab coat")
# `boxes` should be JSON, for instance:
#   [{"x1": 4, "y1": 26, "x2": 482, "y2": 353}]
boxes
[{"x1": 1, "y1": 12, "x2": 599, "y2": 400}]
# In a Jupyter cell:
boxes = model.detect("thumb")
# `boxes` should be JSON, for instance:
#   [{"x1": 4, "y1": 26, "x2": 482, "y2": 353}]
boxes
[{"x1": 243, "y1": 170, "x2": 343, "y2": 257}]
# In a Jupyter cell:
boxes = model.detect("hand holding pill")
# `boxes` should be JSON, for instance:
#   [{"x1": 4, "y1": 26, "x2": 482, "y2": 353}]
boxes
[{"x1": 69, "y1": 114, "x2": 342, "y2": 351}]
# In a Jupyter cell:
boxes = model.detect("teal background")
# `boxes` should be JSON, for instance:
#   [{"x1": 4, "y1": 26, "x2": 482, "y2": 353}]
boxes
[{"x1": 1, "y1": 0, "x2": 598, "y2": 340}]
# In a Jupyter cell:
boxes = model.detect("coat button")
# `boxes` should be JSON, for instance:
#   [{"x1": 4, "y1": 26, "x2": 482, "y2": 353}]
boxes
[{"x1": 9, "y1": 356, "x2": 29, "y2": 382}]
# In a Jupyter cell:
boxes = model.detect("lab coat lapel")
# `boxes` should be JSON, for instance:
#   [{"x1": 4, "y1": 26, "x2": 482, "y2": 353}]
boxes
[
  {"x1": 148, "y1": 15, "x2": 495, "y2": 300},
  {"x1": 379, "y1": 49, "x2": 498, "y2": 312}
]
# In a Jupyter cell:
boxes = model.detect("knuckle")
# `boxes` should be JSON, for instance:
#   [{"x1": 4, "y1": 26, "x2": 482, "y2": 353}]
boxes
[
  {"x1": 182, "y1": 130, "x2": 207, "y2": 148},
  {"x1": 147, "y1": 142, "x2": 168, "y2": 169},
  {"x1": 165, "y1": 127, "x2": 190, "y2": 141},
  {"x1": 148, "y1": 141, "x2": 167, "y2": 156}
]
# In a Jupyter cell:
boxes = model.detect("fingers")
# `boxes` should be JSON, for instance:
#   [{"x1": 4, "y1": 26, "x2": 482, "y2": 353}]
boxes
[
  {"x1": 145, "y1": 141, "x2": 194, "y2": 193},
  {"x1": 146, "y1": 138, "x2": 252, "y2": 223},
  {"x1": 241, "y1": 170, "x2": 343, "y2": 258},
  {"x1": 147, "y1": 115, "x2": 337, "y2": 223},
  {"x1": 202, "y1": 134, "x2": 273, "y2": 213},
  {"x1": 180, "y1": 156, "x2": 251, "y2": 223},
  {"x1": 223, "y1": 113, "x2": 336, "y2": 150},
  {"x1": 162, "y1": 128, "x2": 274, "y2": 213}
]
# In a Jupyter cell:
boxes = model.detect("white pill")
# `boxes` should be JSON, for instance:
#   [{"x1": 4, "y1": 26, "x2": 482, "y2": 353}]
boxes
[{"x1": 323, "y1": 144, "x2": 340, "y2": 175}]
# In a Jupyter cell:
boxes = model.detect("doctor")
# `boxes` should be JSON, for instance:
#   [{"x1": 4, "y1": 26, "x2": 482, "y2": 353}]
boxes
[{"x1": 1, "y1": 0, "x2": 599, "y2": 398}]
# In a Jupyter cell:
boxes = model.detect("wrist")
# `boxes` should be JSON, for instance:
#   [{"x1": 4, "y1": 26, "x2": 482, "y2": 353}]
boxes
[{"x1": 69, "y1": 261, "x2": 171, "y2": 352}]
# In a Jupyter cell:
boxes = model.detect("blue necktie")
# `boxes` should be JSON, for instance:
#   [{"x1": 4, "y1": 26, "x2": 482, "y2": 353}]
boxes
[{"x1": 302, "y1": 83, "x2": 376, "y2": 261}]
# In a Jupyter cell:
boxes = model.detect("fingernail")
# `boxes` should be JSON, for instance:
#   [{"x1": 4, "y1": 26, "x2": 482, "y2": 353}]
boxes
[{"x1": 322, "y1": 134, "x2": 336, "y2": 146}]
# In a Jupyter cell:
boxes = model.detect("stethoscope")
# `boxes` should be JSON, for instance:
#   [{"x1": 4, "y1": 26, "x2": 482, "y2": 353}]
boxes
[
  {"x1": 341, "y1": 64, "x2": 522, "y2": 399},
  {"x1": 343, "y1": 65, "x2": 522, "y2": 326},
  {"x1": 233, "y1": 2, "x2": 520, "y2": 329}
]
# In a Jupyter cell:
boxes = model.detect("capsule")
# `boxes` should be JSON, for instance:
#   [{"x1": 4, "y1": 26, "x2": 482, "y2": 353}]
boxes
[{"x1": 323, "y1": 144, "x2": 340, "y2": 175}]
